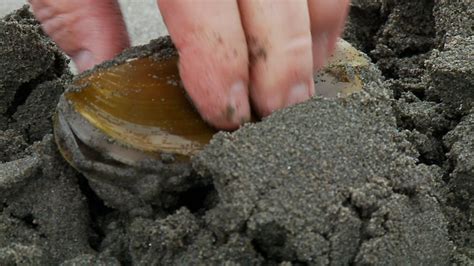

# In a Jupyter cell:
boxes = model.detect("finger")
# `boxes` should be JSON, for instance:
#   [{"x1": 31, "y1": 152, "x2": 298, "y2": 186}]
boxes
[
  {"x1": 29, "y1": 0, "x2": 130, "y2": 72},
  {"x1": 157, "y1": 0, "x2": 250, "y2": 130},
  {"x1": 238, "y1": 0, "x2": 315, "y2": 117},
  {"x1": 308, "y1": 0, "x2": 350, "y2": 70}
]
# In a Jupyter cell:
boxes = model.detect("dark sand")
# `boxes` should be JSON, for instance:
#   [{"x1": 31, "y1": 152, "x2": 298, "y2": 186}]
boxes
[{"x1": 0, "y1": 2, "x2": 473, "y2": 265}]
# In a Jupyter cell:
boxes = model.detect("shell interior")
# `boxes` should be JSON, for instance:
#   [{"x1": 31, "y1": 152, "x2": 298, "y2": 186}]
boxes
[{"x1": 65, "y1": 56, "x2": 215, "y2": 159}]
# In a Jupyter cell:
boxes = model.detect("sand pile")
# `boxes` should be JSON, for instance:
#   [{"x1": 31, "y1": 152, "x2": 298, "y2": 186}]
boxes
[{"x1": 0, "y1": 1, "x2": 472, "y2": 265}]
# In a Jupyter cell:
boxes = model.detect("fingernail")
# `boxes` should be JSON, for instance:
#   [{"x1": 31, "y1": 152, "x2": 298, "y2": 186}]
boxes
[
  {"x1": 228, "y1": 80, "x2": 250, "y2": 125},
  {"x1": 72, "y1": 50, "x2": 96, "y2": 73},
  {"x1": 287, "y1": 83, "x2": 310, "y2": 106}
]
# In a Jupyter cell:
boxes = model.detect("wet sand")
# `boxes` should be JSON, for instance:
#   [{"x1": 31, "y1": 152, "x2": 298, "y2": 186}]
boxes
[{"x1": 0, "y1": 2, "x2": 473, "y2": 265}]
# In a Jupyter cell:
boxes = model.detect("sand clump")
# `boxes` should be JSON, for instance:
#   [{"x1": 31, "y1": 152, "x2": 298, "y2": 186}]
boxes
[
  {"x1": 0, "y1": 2, "x2": 473, "y2": 265},
  {"x1": 0, "y1": 7, "x2": 70, "y2": 140},
  {"x1": 0, "y1": 7, "x2": 90, "y2": 265},
  {"x1": 193, "y1": 92, "x2": 452, "y2": 264},
  {"x1": 443, "y1": 111, "x2": 474, "y2": 264},
  {"x1": 344, "y1": 0, "x2": 473, "y2": 263}
]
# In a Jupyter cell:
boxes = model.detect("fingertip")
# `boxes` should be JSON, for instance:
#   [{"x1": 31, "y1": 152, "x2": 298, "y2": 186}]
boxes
[
  {"x1": 251, "y1": 92, "x2": 282, "y2": 118},
  {"x1": 71, "y1": 50, "x2": 95, "y2": 72},
  {"x1": 188, "y1": 78, "x2": 251, "y2": 131},
  {"x1": 222, "y1": 80, "x2": 252, "y2": 129},
  {"x1": 239, "y1": 0, "x2": 314, "y2": 118},
  {"x1": 309, "y1": 0, "x2": 351, "y2": 70},
  {"x1": 178, "y1": 57, "x2": 251, "y2": 130},
  {"x1": 177, "y1": 47, "x2": 251, "y2": 130},
  {"x1": 313, "y1": 32, "x2": 329, "y2": 71},
  {"x1": 159, "y1": 0, "x2": 251, "y2": 130},
  {"x1": 207, "y1": 80, "x2": 251, "y2": 130},
  {"x1": 286, "y1": 81, "x2": 314, "y2": 107},
  {"x1": 30, "y1": 0, "x2": 129, "y2": 73},
  {"x1": 229, "y1": 80, "x2": 252, "y2": 124},
  {"x1": 252, "y1": 80, "x2": 314, "y2": 118}
]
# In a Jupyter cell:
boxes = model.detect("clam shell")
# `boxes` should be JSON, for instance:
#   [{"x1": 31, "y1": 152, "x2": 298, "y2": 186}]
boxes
[
  {"x1": 53, "y1": 37, "x2": 375, "y2": 210},
  {"x1": 56, "y1": 55, "x2": 214, "y2": 168}
]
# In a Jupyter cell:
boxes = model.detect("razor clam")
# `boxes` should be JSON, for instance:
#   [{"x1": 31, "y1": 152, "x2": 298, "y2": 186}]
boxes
[{"x1": 53, "y1": 37, "x2": 375, "y2": 210}]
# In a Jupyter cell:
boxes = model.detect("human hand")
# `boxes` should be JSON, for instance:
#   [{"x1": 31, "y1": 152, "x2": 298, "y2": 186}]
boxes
[{"x1": 30, "y1": 0, "x2": 350, "y2": 130}]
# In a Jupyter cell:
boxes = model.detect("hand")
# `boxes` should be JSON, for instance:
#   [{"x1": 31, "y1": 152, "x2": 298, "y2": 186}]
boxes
[{"x1": 30, "y1": 0, "x2": 350, "y2": 130}]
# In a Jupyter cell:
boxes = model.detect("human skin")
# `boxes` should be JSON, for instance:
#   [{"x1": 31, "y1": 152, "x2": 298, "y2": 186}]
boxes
[{"x1": 29, "y1": 0, "x2": 350, "y2": 130}]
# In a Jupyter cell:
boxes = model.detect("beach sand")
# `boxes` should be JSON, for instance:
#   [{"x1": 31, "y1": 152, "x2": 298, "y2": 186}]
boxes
[{"x1": 0, "y1": 1, "x2": 472, "y2": 264}]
